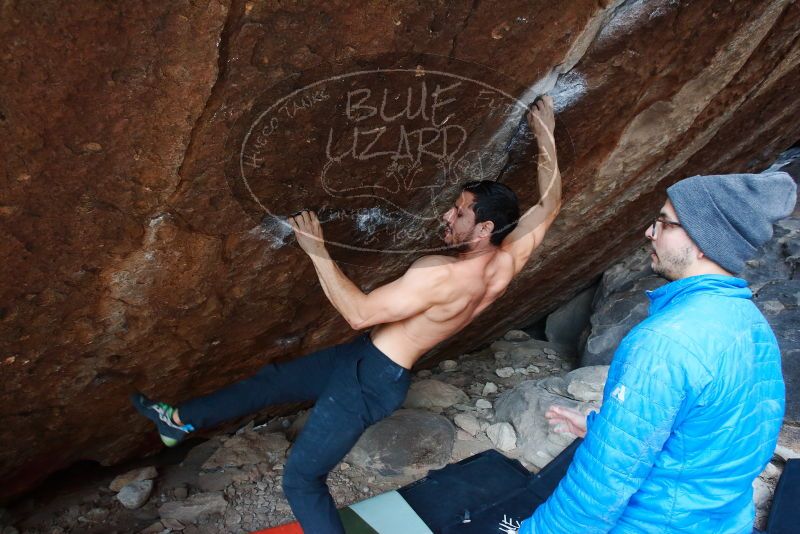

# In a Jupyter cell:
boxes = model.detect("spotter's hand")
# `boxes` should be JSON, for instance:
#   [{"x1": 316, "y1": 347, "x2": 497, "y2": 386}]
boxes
[
  {"x1": 527, "y1": 95, "x2": 555, "y2": 141},
  {"x1": 544, "y1": 404, "x2": 588, "y2": 438},
  {"x1": 289, "y1": 210, "x2": 326, "y2": 256}
]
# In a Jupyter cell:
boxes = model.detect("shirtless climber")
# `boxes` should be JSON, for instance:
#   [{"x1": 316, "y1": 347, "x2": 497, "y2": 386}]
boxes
[{"x1": 131, "y1": 95, "x2": 562, "y2": 534}]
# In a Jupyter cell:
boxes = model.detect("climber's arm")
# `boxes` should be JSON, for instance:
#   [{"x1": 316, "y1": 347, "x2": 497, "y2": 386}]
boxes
[{"x1": 501, "y1": 95, "x2": 562, "y2": 276}]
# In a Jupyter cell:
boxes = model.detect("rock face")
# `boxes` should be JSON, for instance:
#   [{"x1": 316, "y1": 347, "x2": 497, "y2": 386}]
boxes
[
  {"x1": 545, "y1": 285, "x2": 596, "y2": 350},
  {"x1": 2, "y1": 0, "x2": 800, "y2": 500},
  {"x1": 750, "y1": 216, "x2": 800, "y2": 433},
  {"x1": 581, "y1": 267, "x2": 666, "y2": 366}
]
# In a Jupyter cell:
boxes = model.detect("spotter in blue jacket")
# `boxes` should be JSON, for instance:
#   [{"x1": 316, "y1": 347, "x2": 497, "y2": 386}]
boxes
[{"x1": 521, "y1": 274, "x2": 784, "y2": 534}]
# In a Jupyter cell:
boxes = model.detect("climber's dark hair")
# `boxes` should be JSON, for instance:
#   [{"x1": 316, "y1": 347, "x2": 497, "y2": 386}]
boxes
[{"x1": 461, "y1": 180, "x2": 520, "y2": 246}]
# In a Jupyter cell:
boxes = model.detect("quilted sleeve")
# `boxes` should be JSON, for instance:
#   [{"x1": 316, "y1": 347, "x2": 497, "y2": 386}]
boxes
[{"x1": 518, "y1": 327, "x2": 699, "y2": 534}]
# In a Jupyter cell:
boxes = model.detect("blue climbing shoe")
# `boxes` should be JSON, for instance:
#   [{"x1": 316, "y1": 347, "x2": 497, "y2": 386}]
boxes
[{"x1": 130, "y1": 392, "x2": 194, "y2": 447}]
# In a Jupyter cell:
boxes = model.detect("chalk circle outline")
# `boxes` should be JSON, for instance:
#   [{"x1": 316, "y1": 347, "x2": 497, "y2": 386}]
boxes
[{"x1": 239, "y1": 67, "x2": 558, "y2": 254}]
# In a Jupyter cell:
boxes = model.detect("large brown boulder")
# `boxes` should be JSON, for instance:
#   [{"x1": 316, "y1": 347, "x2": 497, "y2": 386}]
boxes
[{"x1": 2, "y1": 0, "x2": 800, "y2": 500}]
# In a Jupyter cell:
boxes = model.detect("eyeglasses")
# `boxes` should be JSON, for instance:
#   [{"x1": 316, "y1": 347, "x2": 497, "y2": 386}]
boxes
[{"x1": 650, "y1": 216, "x2": 682, "y2": 238}]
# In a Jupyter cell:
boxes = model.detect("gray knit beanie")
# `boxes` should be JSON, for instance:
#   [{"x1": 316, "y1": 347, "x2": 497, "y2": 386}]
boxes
[{"x1": 666, "y1": 171, "x2": 797, "y2": 274}]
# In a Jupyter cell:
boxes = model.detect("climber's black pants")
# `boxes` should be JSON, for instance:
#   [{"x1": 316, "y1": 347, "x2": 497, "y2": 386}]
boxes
[{"x1": 178, "y1": 333, "x2": 411, "y2": 534}]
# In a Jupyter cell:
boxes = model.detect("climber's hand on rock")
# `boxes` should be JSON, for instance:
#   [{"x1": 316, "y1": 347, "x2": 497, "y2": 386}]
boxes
[
  {"x1": 527, "y1": 95, "x2": 555, "y2": 146},
  {"x1": 545, "y1": 404, "x2": 588, "y2": 438},
  {"x1": 289, "y1": 210, "x2": 327, "y2": 257}
]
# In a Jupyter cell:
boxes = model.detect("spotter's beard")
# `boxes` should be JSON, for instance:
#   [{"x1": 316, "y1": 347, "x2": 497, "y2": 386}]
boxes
[{"x1": 651, "y1": 245, "x2": 694, "y2": 281}]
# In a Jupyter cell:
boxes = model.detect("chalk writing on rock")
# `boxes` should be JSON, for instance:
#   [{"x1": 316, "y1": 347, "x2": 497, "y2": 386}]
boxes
[{"x1": 237, "y1": 57, "x2": 529, "y2": 254}]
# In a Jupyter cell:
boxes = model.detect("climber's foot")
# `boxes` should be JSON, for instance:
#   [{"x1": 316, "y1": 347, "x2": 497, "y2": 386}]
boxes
[{"x1": 130, "y1": 392, "x2": 194, "y2": 447}]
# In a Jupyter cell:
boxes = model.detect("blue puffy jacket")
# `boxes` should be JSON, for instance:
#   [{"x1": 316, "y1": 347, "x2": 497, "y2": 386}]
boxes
[{"x1": 520, "y1": 275, "x2": 784, "y2": 533}]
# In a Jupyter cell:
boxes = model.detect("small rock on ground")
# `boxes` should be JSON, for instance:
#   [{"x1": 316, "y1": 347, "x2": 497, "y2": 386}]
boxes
[
  {"x1": 403, "y1": 380, "x2": 468, "y2": 409},
  {"x1": 202, "y1": 430, "x2": 289, "y2": 470},
  {"x1": 486, "y1": 423, "x2": 517, "y2": 451},
  {"x1": 139, "y1": 522, "x2": 166, "y2": 534},
  {"x1": 110, "y1": 466, "x2": 158, "y2": 492},
  {"x1": 475, "y1": 399, "x2": 492, "y2": 409},
  {"x1": 504, "y1": 330, "x2": 531, "y2": 341},
  {"x1": 482, "y1": 382, "x2": 498, "y2": 395},
  {"x1": 158, "y1": 491, "x2": 227, "y2": 524},
  {"x1": 753, "y1": 477, "x2": 771, "y2": 509},
  {"x1": 161, "y1": 518, "x2": 186, "y2": 530},
  {"x1": 454, "y1": 413, "x2": 481, "y2": 436},
  {"x1": 564, "y1": 366, "x2": 609, "y2": 402},
  {"x1": 496, "y1": 367, "x2": 514, "y2": 378},
  {"x1": 774, "y1": 445, "x2": 800, "y2": 461},
  {"x1": 116, "y1": 480, "x2": 153, "y2": 510},
  {"x1": 439, "y1": 360, "x2": 458, "y2": 372}
]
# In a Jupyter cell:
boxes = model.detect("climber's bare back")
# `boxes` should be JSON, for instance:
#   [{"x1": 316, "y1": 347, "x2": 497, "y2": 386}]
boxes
[{"x1": 370, "y1": 249, "x2": 515, "y2": 369}]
